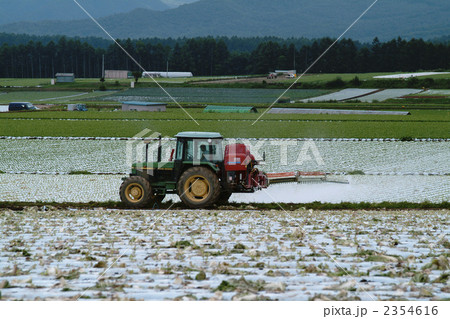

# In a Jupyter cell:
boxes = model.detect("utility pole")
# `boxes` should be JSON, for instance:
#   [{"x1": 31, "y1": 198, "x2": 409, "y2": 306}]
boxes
[
  {"x1": 293, "y1": 48, "x2": 296, "y2": 71},
  {"x1": 102, "y1": 54, "x2": 105, "y2": 79}
]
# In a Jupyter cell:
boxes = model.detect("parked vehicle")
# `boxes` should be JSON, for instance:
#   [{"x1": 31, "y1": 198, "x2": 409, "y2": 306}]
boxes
[{"x1": 8, "y1": 102, "x2": 38, "y2": 111}]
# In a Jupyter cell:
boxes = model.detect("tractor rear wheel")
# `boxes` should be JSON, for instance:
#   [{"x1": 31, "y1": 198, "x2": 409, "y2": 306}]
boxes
[
  {"x1": 120, "y1": 176, "x2": 153, "y2": 208},
  {"x1": 178, "y1": 167, "x2": 221, "y2": 208}
]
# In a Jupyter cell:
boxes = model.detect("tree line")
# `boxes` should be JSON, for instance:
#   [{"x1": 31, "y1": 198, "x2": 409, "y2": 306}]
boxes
[{"x1": 0, "y1": 35, "x2": 449, "y2": 78}]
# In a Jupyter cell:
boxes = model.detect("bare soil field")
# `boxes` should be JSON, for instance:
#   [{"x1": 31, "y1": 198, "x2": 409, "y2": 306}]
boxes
[{"x1": 0, "y1": 209, "x2": 448, "y2": 301}]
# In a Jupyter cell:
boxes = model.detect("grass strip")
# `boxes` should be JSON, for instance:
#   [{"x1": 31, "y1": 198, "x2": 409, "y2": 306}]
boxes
[{"x1": 0, "y1": 201, "x2": 449, "y2": 211}]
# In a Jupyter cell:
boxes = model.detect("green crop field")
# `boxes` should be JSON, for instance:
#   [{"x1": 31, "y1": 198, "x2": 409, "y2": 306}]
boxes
[
  {"x1": 0, "y1": 76, "x2": 241, "y2": 89},
  {"x1": 287, "y1": 72, "x2": 450, "y2": 83},
  {"x1": 0, "y1": 108, "x2": 447, "y2": 121},
  {"x1": 3, "y1": 71, "x2": 448, "y2": 89},
  {"x1": 0, "y1": 109, "x2": 448, "y2": 138},
  {"x1": 0, "y1": 78, "x2": 52, "y2": 87},
  {"x1": 1, "y1": 74, "x2": 448, "y2": 138}
]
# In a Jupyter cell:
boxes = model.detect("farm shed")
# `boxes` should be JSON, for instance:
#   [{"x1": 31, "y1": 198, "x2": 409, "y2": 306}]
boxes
[
  {"x1": 203, "y1": 105, "x2": 257, "y2": 113},
  {"x1": 275, "y1": 70, "x2": 297, "y2": 77},
  {"x1": 121, "y1": 101, "x2": 167, "y2": 112},
  {"x1": 105, "y1": 70, "x2": 132, "y2": 79},
  {"x1": 55, "y1": 73, "x2": 74, "y2": 83},
  {"x1": 268, "y1": 108, "x2": 411, "y2": 115}
]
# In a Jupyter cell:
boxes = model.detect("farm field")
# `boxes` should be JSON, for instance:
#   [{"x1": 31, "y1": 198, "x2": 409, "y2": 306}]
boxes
[
  {"x1": 0, "y1": 139, "x2": 448, "y2": 175},
  {"x1": 358, "y1": 89, "x2": 423, "y2": 102},
  {"x1": 0, "y1": 138, "x2": 448, "y2": 204},
  {"x1": 0, "y1": 78, "x2": 52, "y2": 87},
  {"x1": 98, "y1": 87, "x2": 330, "y2": 104},
  {"x1": 196, "y1": 72, "x2": 450, "y2": 85},
  {"x1": 1, "y1": 108, "x2": 446, "y2": 120},
  {"x1": 300, "y1": 89, "x2": 378, "y2": 102},
  {"x1": 2, "y1": 72, "x2": 449, "y2": 87},
  {"x1": 301, "y1": 89, "x2": 428, "y2": 103},
  {"x1": 0, "y1": 75, "x2": 449, "y2": 303},
  {"x1": 0, "y1": 109, "x2": 448, "y2": 138},
  {"x1": 297, "y1": 72, "x2": 450, "y2": 83},
  {"x1": 0, "y1": 77, "x2": 236, "y2": 90},
  {"x1": 417, "y1": 90, "x2": 450, "y2": 96},
  {"x1": 0, "y1": 209, "x2": 448, "y2": 301},
  {"x1": 0, "y1": 117, "x2": 447, "y2": 139},
  {"x1": 0, "y1": 174, "x2": 448, "y2": 204},
  {"x1": 373, "y1": 72, "x2": 450, "y2": 79}
]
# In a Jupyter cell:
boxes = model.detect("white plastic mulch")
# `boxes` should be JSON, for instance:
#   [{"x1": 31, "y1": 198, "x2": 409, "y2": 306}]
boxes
[
  {"x1": 417, "y1": 90, "x2": 450, "y2": 96},
  {"x1": 301, "y1": 88, "x2": 423, "y2": 103},
  {"x1": 357, "y1": 89, "x2": 422, "y2": 102},
  {"x1": 231, "y1": 175, "x2": 450, "y2": 204},
  {"x1": 300, "y1": 89, "x2": 377, "y2": 102},
  {"x1": 0, "y1": 209, "x2": 448, "y2": 300},
  {"x1": 374, "y1": 72, "x2": 450, "y2": 79},
  {"x1": 1, "y1": 139, "x2": 448, "y2": 175},
  {"x1": 0, "y1": 174, "x2": 448, "y2": 204}
]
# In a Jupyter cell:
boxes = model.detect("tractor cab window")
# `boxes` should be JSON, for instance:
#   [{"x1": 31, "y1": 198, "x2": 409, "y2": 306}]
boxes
[
  {"x1": 184, "y1": 140, "x2": 195, "y2": 161},
  {"x1": 198, "y1": 144, "x2": 216, "y2": 161},
  {"x1": 175, "y1": 140, "x2": 184, "y2": 160},
  {"x1": 196, "y1": 139, "x2": 223, "y2": 162},
  {"x1": 183, "y1": 138, "x2": 223, "y2": 162},
  {"x1": 184, "y1": 140, "x2": 194, "y2": 161}
]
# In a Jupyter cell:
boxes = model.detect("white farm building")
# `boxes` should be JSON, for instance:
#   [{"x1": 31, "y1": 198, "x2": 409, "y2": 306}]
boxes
[{"x1": 142, "y1": 71, "x2": 193, "y2": 78}]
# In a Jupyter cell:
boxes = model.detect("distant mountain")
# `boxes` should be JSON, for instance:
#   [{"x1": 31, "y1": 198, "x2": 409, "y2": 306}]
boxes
[
  {"x1": 0, "y1": 0, "x2": 448, "y2": 42},
  {"x1": 162, "y1": 0, "x2": 198, "y2": 7},
  {"x1": 0, "y1": 0, "x2": 171, "y2": 24}
]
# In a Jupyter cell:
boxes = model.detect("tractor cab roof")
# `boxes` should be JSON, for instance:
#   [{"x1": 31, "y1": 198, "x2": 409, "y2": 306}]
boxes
[{"x1": 175, "y1": 132, "x2": 223, "y2": 139}]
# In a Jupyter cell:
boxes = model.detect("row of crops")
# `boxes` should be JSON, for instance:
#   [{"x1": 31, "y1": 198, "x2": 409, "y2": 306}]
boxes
[
  {"x1": 0, "y1": 139, "x2": 448, "y2": 175},
  {"x1": 0, "y1": 138, "x2": 448, "y2": 203}
]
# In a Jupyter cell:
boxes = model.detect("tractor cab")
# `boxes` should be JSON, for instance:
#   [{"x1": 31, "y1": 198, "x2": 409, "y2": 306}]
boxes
[{"x1": 174, "y1": 131, "x2": 224, "y2": 164}]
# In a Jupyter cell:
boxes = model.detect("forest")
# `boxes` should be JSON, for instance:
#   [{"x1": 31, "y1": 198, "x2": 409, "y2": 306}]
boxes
[{"x1": 0, "y1": 34, "x2": 449, "y2": 78}]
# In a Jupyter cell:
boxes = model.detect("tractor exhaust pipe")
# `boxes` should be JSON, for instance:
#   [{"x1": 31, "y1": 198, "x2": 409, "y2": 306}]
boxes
[{"x1": 157, "y1": 134, "x2": 162, "y2": 163}]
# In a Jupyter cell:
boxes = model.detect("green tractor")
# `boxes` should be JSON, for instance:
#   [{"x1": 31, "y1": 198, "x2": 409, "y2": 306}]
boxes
[{"x1": 120, "y1": 131, "x2": 269, "y2": 209}]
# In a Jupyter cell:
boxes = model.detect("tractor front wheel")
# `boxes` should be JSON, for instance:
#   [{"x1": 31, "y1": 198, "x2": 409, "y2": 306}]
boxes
[
  {"x1": 178, "y1": 167, "x2": 220, "y2": 208},
  {"x1": 120, "y1": 176, "x2": 153, "y2": 208}
]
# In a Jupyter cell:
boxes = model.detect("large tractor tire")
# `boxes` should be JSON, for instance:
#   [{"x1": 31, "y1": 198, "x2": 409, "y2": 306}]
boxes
[
  {"x1": 120, "y1": 176, "x2": 154, "y2": 208},
  {"x1": 178, "y1": 167, "x2": 221, "y2": 208}
]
